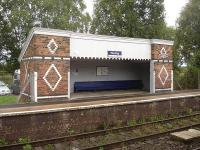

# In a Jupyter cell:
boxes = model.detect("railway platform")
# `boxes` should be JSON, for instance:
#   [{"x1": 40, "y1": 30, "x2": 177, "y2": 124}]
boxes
[
  {"x1": 0, "y1": 90, "x2": 200, "y2": 142},
  {"x1": 0, "y1": 90, "x2": 200, "y2": 116}
]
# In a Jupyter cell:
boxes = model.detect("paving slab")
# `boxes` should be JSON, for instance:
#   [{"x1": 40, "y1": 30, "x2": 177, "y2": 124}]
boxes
[{"x1": 171, "y1": 129, "x2": 200, "y2": 142}]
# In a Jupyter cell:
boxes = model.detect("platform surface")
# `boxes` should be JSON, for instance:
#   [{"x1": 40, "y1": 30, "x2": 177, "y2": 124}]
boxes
[
  {"x1": 0, "y1": 90, "x2": 200, "y2": 116},
  {"x1": 171, "y1": 129, "x2": 200, "y2": 141}
]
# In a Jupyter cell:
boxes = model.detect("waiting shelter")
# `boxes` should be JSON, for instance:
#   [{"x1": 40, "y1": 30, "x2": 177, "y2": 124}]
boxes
[{"x1": 18, "y1": 28, "x2": 174, "y2": 102}]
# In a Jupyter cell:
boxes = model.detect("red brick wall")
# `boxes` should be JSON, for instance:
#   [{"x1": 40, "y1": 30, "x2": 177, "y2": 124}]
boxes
[
  {"x1": 1, "y1": 96, "x2": 199, "y2": 142},
  {"x1": 36, "y1": 60, "x2": 69, "y2": 96},
  {"x1": 33, "y1": 35, "x2": 70, "y2": 57},
  {"x1": 20, "y1": 34, "x2": 70, "y2": 101},
  {"x1": 151, "y1": 44, "x2": 173, "y2": 60},
  {"x1": 20, "y1": 60, "x2": 35, "y2": 95},
  {"x1": 155, "y1": 63, "x2": 173, "y2": 89},
  {"x1": 151, "y1": 44, "x2": 173, "y2": 90}
]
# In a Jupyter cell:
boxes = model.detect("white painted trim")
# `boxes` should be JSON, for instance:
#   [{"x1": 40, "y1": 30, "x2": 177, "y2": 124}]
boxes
[
  {"x1": 43, "y1": 64, "x2": 62, "y2": 91},
  {"x1": 63, "y1": 58, "x2": 70, "y2": 60},
  {"x1": 2, "y1": 92, "x2": 200, "y2": 117},
  {"x1": 71, "y1": 56, "x2": 150, "y2": 61},
  {"x1": 21, "y1": 56, "x2": 70, "y2": 61},
  {"x1": 154, "y1": 60, "x2": 173, "y2": 63},
  {"x1": 18, "y1": 28, "x2": 35, "y2": 62},
  {"x1": 164, "y1": 60, "x2": 169, "y2": 63},
  {"x1": 155, "y1": 88, "x2": 171, "y2": 91},
  {"x1": 44, "y1": 57, "x2": 52, "y2": 60},
  {"x1": 22, "y1": 56, "x2": 43, "y2": 61},
  {"x1": 151, "y1": 39, "x2": 174, "y2": 46},
  {"x1": 160, "y1": 47, "x2": 168, "y2": 59},
  {"x1": 68, "y1": 71, "x2": 70, "y2": 99},
  {"x1": 54, "y1": 57, "x2": 62, "y2": 60},
  {"x1": 21, "y1": 92, "x2": 30, "y2": 97},
  {"x1": 150, "y1": 60, "x2": 155, "y2": 94},
  {"x1": 24, "y1": 61, "x2": 29, "y2": 83},
  {"x1": 158, "y1": 65, "x2": 169, "y2": 86},
  {"x1": 47, "y1": 39, "x2": 58, "y2": 54},
  {"x1": 33, "y1": 72, "x2": 38, "y2": 102},
  {"x1": 171, "y1": 70, "x2": 174, "y2": 91},
  {"x1": 37, "y1": 95, "x2": 68, "y2": 99}
]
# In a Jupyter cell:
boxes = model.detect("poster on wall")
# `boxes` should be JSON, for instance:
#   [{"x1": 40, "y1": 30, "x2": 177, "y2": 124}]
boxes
[{"x1": 97, "y1": 67, "x2": 109, "y2": 76}]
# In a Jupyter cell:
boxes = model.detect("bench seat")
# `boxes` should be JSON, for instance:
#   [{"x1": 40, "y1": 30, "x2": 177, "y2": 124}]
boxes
[{"x1": 74, "y1": 80, "x2": 143, "y2": 92}]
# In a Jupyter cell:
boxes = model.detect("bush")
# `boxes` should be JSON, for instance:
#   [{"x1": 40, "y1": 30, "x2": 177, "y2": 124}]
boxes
[{"x1": 174, "y1": 67, "x2": 199, "y2": 90}]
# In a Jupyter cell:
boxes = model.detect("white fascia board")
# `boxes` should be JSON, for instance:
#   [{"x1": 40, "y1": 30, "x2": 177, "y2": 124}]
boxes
[
  {"x1": 70, "y1": 35, "x2": 151, "y2": 45},
  {"x1": 70, "y1": 37, "x2": 151, "y2": 60},
  {"x1": 18, "y1": 28, "x2": 35, "y2": 62},
  {"x1": 151, "y1": 39, "x2": 174, "y2": 46}
]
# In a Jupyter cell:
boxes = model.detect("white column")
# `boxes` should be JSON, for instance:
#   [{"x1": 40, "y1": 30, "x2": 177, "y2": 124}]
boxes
[
  {"x1": 68, "y1": 71, "x2": 71, "y2": 99},
  {"x1": 31, "y1": 72, "x2": 38, "y2": 102},
  {"x1": 150, "y1": 60, "x2": 155, "y2": 93},
  {"x1": 171, "y1": 70, "x2": 173, "y2": 91}
]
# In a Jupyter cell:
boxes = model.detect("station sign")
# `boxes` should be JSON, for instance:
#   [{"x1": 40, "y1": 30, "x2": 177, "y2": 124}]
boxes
[{"x1": 107, "y1": 51, "x2": 122, "y2": 57}]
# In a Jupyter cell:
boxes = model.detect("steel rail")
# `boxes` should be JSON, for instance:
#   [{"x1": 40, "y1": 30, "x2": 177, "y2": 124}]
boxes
[
  {"x1": 82, "y1": 123, "x2": 200, "y2": 150},
  {"x1": 0, "y1": 113, "x2": 200, "y2": 150}
]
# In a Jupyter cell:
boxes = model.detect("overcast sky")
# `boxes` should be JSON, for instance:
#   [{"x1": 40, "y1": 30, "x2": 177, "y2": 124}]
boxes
[{"x1": 84, "y1": 0, "x2": 189, "y2": 27}]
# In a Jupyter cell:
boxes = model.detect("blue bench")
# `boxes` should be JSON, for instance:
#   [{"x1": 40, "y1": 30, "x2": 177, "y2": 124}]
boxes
[{"x1": 74, "y1": 80, "x2": 143, "y2": 92}]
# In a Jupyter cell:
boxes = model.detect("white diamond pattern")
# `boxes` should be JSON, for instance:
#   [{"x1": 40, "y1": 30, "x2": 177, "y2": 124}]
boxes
[
  {"x1": 158, "y1": 65, "x2": 169, "y2": 86},
  {"x1": 47, "y1": 39, "x2": 58, "y2": 54},
  {"x1": 43, "y1": 64, "x2": 62, "y2": 91}
]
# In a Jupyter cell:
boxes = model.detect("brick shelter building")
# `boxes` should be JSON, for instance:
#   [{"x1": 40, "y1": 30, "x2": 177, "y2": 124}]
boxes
[{"x1": 18, "y1": 28, "x2": 174, "y2": 102}]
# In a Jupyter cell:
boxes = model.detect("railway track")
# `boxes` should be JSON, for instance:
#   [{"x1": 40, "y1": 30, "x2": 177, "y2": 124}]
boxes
[{"x1": 1, "y1": 112, "x2": 200, "y2": 150}]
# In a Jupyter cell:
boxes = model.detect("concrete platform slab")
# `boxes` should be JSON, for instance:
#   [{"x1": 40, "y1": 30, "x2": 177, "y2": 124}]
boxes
[
  {"x1": 171, "y1": 129, "x2": 200, "y2": 142},
  {"x1": 71, "y1": 89, "x2": 148, "y2": 100},
  {"x1": 0, "y1": 90, "x2": 200, "y2": 116}
]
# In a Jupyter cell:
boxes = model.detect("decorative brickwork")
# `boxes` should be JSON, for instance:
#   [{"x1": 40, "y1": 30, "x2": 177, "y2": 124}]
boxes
[
  {"x1": 33, "y1": 35, "x2": 70, "y2": 57},
  {"x1": 151, "y1": 43, "x2": 173, "y2": 91},
  {"x1": 36, "y1": 60, "x2": 69, "y2": 96},
  {"x1": 154, "y1": 62, "x2": 173, "y2": 89},
  {"x1": 151, "y1": 44, "x2": 173, "y2": 60},
  {"x1": 20, "y1": 34, "x2": 70, "y2": 101}
]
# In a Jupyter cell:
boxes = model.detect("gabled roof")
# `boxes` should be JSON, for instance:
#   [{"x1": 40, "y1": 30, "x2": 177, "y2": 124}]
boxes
[{"x1": 18, "y1": 27, "x2": 174, "y2": 62}]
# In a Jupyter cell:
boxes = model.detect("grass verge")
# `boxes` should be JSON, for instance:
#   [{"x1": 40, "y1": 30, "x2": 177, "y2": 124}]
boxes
[{"x1": 0, "y1": 95, "x2": 17, "y2": 105}]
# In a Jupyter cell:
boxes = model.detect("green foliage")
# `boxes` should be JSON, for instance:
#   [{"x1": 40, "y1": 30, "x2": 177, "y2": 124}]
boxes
[
  {"x1": 127, "y1": 119, "x2": 137, "y2": 126},
  {"x1": 0, "y1": 138, "x2": 8, "y2": 146},
  {"x1": 174, "y1": 0, "x2": 200, "y2": 68},
  {"x1": 44, "y1": 144, "x2": 54, "y2": 150},
  {"x1": 162, "y1": 26, "x2": 176, "y2": 40},
  {"x1": 91, "y1": 0, "x2": 167, "y2": 39},
  {"x1": 23, "y1": 144, "x2": 32, "y2": 150},
  {"x1": 0, "y1": 95, "x2": 17, "y2": 105},
  {"x1": 98, "y1": 122, "x2": 109, "y2": 130},
  {"x1": 174, "y1": 66, "x2": 198, "y2": 90},
  {"x1": 98, "y1": 146, "x2": 104, "y2": 150},
  {"x1": 0, "y1": 0, "x2": 90, "y2": 73},
  {"x1": 66, "y1": 128, "x2": 75, "y2": 135},
  {"x1": 185, "y1": 108, "x2": 193, "y2": 115},
  {"x1": 0, "y1": 71, "x2": 13, "y2": 86},
  {"x1": 18, "y1": 137, "x2": 31, "y2": 144},
  {"x1": 137, "y1": 118, "x2": 145, "y2": 124}
]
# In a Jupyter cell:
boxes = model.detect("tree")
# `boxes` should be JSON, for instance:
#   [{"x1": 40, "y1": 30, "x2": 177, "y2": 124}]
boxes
[
  {"x1": 0, "y1": 0, "x2": 90, "y2": 73},
  {"x1": 90, "y1": 0, "x2": 166, "y2": 39},
  {"x1": 174, "y1": 0, "x2": 200, "y2": 68}
]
